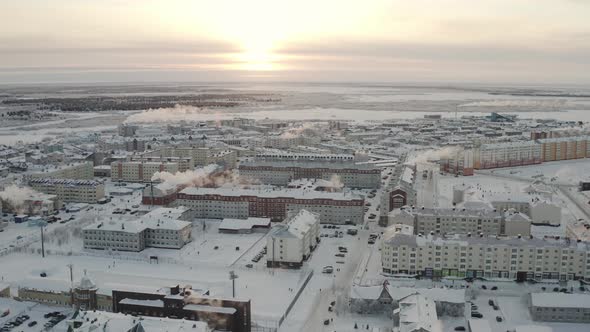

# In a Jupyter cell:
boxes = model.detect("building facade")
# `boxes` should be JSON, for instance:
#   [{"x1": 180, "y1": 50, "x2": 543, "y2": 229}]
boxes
[
  {"x1": 175, "y1": 187, "x2": 364, "y2": 224},
  {"x1": 530, "y1": 293, "x2": 590, "y2": 323},
  {"x1": 83, "y1": 208, "x2": 192, "y2": 252},
  {"x1": 110, "y1": 161, "x2": 179, "y2": 182},
  {"x1": 239, "y1": 161, "x2": 381, "y2": 189},
  {"x1": 473, "y1": 141, "x2": 542, "y2": 169},
  {"x1": 381, "y1": 224, "x2": 590, "y2": 281},
  {"x1": 28, "y1": 178, "x2": 105, "y2": 203},
  {"x1": 267, "y1": 210, "x2": 320, "y2": 268}
]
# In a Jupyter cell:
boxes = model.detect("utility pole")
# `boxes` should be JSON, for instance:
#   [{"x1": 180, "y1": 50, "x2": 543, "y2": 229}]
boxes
[
  {"x1": 67, "y1": 264, "x2": 74, "y2": 308},
  {"x1": 229, "y1": 271, "x2": 238, "y2": 298},
  {"x1": 40, "y1": 226, "x2": 45, "y2": 258}
]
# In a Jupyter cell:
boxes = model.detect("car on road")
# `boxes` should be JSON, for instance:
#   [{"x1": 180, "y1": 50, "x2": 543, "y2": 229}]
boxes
[
  {"x1": 28, "y1": 321, "x2": 37, "y2": 327},
  {"x1": 454, "y1": 327, "x2": 466, "y2": 331},
  {"x1": 335, "y1": 253, "x2": 345, "y2": 257},
  {"x1": 323, "y1": 319, "x2": 330, "y2": 325},
  {"x1": 335, "y1": 261, "x2": 345, "y2": 264},
  {"x1": 496, "y1": 316, "x2": 503, "y2": 322},
  {"x1": 322, "y1": 266, "x2": 334, "y2": 273},
  {"x1": 488, "y1": 299, "x2": 495, "y2": 306}
]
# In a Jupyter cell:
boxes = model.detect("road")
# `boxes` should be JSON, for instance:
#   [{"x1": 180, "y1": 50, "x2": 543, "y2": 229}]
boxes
[{"x1": 416, "y1": 162, "x2": 439, "y2": 208}]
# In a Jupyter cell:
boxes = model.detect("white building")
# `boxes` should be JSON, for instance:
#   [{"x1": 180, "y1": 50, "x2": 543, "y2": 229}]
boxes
[
  {"x1": 393, "y1": 293, "x2": 438, "y2": 332},
  {"x1": 530, "y1": 200, "x2": 561, "y2": 226},
  {"x1": 239, "y1": 160, "x2": 381, "y2": 189},
  {"x1": 390, "y1": 206, "x2": 530, "y2": 237},
  {"x1": 83, "y1": 207, "x2": 192, "y2": 252},
  {"x1": 530, "y1": 293, "x2": 590, "y2": 323},
  {"x1": 111, "y1": 160, "x2": 179, "y2": 182},
  {"x1": 267, "y1": 209, "x2": 320, "y2": 268},
  {"x1": 28, "y1": 178, "x2": 105, "y2": 203},
  {"x1": 473, "y1": 141, "x2": 542, "y2": 169},
  {"x1": 28, "y1": 161, "x2": 94, "y2": 180},
  {"x1": 381, "y1": 224, "x2": 590, "y2": 281}
]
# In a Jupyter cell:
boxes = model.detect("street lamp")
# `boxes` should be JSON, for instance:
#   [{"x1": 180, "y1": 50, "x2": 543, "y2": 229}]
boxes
[{"x1": 229, "y1": 270, "x2": 238, "y2": 298}]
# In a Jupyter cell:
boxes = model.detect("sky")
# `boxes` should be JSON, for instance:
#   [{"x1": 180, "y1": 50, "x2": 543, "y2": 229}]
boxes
[{"x1": 0, "y1": 0, "x2": 589, "y2": 84}]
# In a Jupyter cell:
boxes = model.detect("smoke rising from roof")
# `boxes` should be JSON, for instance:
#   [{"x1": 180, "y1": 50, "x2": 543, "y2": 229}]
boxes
[
  {"x1": 151, "y1": 164, "x2": 258, "y2": 189},
  {"x1": 125, "y1": 105, "x2": 224, "y2": 124},
  {"x1": 0, "y1": 185, "x2": 40, "y2": 213}
]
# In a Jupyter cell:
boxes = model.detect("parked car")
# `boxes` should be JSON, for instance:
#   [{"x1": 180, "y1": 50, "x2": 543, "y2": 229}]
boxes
[
  {"x1": 322, "y1": 266, "x2": 334, "y2": 273},
  {"x1": 454, "y1": 327, "x2": 466, "y2": 331},
  {"x1": 496, "y1": 316, "x2": 503, "y2": 322},
  {"x1": 335, "y1": 253, "x2": 345, "y2": 257},
  {"x1": 471, "y1": 312, "x2": 483, "y2": 318}
]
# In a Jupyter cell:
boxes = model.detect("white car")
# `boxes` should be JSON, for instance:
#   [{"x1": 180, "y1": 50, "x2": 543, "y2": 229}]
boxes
[{"x1": 322, "y1": 266, "x2": 334, "y2": 273}]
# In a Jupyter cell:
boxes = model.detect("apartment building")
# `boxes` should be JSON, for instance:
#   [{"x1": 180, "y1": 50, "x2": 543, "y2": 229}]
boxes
[
  {"x1": 142, "y1": 147, "x2": 237, "y2": 168},
  {"x1": 473, "y1": 141, "x2": 542, "y2": 169},
  {"x1": 539, "y1": 136, "x2": 590, "y2": 162},
  {"x1": 530, "y1": 293, "x2": 590, "y2": 323},
  {"x1": 267, "y1": 210, "x2": 320, "y2": 268},
  {"x1": 110, "y1": 161, "x2": 179, "y2": 182},
  {"x1": 175, "y1": 187, "x2": 364, "y2": 224},
  {"x1": 239, "y1": 160, "x2": 381, "y2": 189},
  {"x1": 28, "y1": 178, "x2": 105, "y2": 203},
  {"x1": 254, "y1": 152, "x2": 355, "y2": 162},
  {"x1": 28, "y1": 161, "x2": 94, "y2": 180},
  {"x1": 439, "y1": 149, "x2": 474, "y2": 176},
  {"x1": 381, "y1": 224, "x2": 590, "y2": 281},
  {"x1": 83, "y1": 208, "x2": 192, "y2": 252},
  {"x1": 130, "y1": 155, "x2": 194, "y2": 172},
  {"x1": 380, "y1": 164, "x2": 417, "y2": 225},
  {"x1": 398, "y1": 206, "x2": 530, "y2": 237}
]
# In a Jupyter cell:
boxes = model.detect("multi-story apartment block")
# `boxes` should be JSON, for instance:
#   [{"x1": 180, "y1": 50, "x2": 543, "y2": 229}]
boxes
[
  {"x1": 28, "y1": 161, "x2": 94, "y2": 180},
  {"x1": 175, "y1": 187, "x2": 364, "y2": 224},
  {"x1": 130, "y1": 155, "x2": 194, "y2": 172},
  {"x1": 254, "y1": 152, "x2": 355, "y2": 162},
  {"x1": 530, "y1": 293, "x2": 590, "y2": 323},
  {"x1": 381, "y1": 224, "x2": 590, "y2": 281},
  {"x1": 239, "y1": 160, "x2": 381, "y2": 189},
  {"x1": 142, "y1": 147, "x2": 237, "y2": 168},
  {"x1": 399, "y1": 206, "x2": 530, "y2": 237},
  {"x1": 267, "y1": 209, "x2": 320, "y2": 268},
  {"x1": 439, "y1": 149, "x2": 474, "y2": 176},
  {"x1": 83, "y1": 208, "x2": 192, "y2": 252},
  {"x1": 538, "y1": 136, "x2": 590, "y2": 162},
  {"x1": 110, "y1": 161, "x2": 179, "y2": 182},
  {"x1": 28, "y1": 178, "x2": 105, "y2": 203},
  {"x1": 473, "y1": 141, "x2": 542, "y2": 169},
  {"x1": 380, "y1": 164, "x2": 417, "y2": 225}
]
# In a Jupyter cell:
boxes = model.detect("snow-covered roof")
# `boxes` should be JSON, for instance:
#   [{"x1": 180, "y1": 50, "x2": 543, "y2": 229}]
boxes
[
  {"x1": 179, "y1": 186, "x2": 362, "y2": 201},
  {"x1": 350, "y1": 285, "x2": 465, "y2": 304},
  {"x1": 219, "y1": 217, "x2": 271, "y2": 231},
  {"x1": 120, "y1": 298, "x2": 164, "y2": 308},
  {"x1": 398, "y1": 293, "x2": 438, "y2": 332},
  {"x1": 69, "y1": 310, "x2": 210, "y2": 332},
  {"x1": 530, "y1": 293, "x2": 590, "y2": 309}
]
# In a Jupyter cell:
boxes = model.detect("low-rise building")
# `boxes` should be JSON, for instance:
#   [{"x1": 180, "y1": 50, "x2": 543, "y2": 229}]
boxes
[
  {"x1": 83, "y1": 207, "x2": 192, "y2": 252},
  {"x1": 28, "y1": 178, "x2": 105, "y2": 203},
  {"x1": 393, "y1": 293, "x2": 438, "y2": 332},
  {"x1": 381, "y1": 224, "x2": 590, "y2": 281},
  {"x1": 529, "y1": 293, "x2": 590, "y2": 323}
]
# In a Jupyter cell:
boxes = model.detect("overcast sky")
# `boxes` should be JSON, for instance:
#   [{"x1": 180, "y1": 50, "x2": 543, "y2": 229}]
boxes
[{"x1": 1, "y1": 0, "x2": 589, "y2": 84}]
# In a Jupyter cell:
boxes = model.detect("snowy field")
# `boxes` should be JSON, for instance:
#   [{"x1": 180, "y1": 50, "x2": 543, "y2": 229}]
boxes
[
  {"x1": 489, "y1": 158, "x2": 590, "y2": 186},
  {"x1": 0, "y1": 252, "x2": 306, "y2": 322}
]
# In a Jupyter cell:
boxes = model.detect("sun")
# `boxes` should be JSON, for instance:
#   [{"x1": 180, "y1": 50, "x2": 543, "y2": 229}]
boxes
[{"x1": 235, "y1": 41, "x2": 279, "y2": 71}]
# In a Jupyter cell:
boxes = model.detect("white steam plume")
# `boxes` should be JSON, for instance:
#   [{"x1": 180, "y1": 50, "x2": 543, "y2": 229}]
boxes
[
  {"x1": 151, "y1": 164, "x2": 258, "y2": 189},
  {"x1": 279, "y1": 123, "x2": 318, "y2": 139},
  {"x1": 407, "y1": 146, "x2": 464, "y2": 165},
  {"x1": 0, "y1": 185, "x2": 40, "y2": 213},
  {"x1": 125, "y1": 105, "x2": 226, "y2": 124}
]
